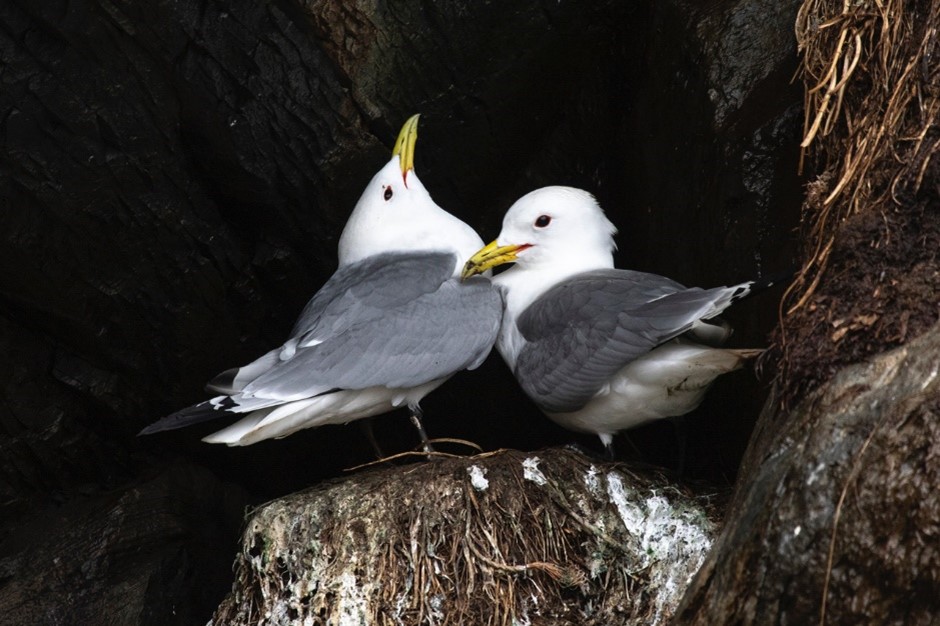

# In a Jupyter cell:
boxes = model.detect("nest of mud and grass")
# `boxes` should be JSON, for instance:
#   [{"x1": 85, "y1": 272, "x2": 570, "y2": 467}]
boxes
[
  {"x1": 773, "y1": 0, "x2": 940, "y2": 405},
  {"x1": 210, "y1": 448, "x2": 724, "y2": 626}
]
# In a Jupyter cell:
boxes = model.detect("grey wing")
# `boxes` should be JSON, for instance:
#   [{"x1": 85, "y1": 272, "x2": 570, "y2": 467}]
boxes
[
  {"x1": 517, "y1": 269, "x2": 686, "y2": 343},
  {"x1": 515, "y1": 269, "x2": 750, "y2": 413},
  {"x1": 205, "y1": 252, "x2": 456, "y2": 397},
  {"x1": 235, "y1": 261, "x2": 502, "y2": 404}
]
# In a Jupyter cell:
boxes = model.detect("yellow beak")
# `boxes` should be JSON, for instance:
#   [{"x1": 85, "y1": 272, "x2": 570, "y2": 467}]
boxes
[
  {"x1": 461, "y1": 240, "x2": 528, "y2": 279},
  {"x1": 392, "y1": 114, "x2": 420, "y2": 176}
]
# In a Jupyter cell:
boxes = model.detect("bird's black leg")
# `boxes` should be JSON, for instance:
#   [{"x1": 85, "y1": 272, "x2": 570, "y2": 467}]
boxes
[
  {"x1": 619, "y1": 432, "x2": 645, "y2": 462},
  {"x1": 669, "y1": 415, "x2": 689, "y2": 477},
  {"x1": 358, "y1": 418, "x2": 385, "y2": 459},
  {"x1": 408, "y1": 404, "x2": 435, "y2": 454}
]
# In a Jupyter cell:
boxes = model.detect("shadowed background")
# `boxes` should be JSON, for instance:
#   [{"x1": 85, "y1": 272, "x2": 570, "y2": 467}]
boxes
[{"x1": 0, "y1": 0, "x2": 801, "y2": 622}]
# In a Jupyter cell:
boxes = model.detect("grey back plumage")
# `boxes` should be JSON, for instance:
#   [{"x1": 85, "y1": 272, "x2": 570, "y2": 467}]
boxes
[{"x1": 514, "y1": 269, "x2": 752, "y2": 413}]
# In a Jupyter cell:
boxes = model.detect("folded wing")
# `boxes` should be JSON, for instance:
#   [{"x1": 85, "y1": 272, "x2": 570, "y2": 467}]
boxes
[
  {"x1": 142, "y1": 252, "x2": 502, "y2": 434},
  {"x1": 514, "y1": 269, "x2": 753, "y2": 413}
]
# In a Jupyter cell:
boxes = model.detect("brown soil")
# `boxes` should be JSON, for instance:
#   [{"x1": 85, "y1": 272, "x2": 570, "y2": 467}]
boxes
[
  {"x1": 777, "y1": 195, "x2": 940, "y2": 404},
  {"x1": 772, "y1": 0, "x2": 940, "y2": 406}
]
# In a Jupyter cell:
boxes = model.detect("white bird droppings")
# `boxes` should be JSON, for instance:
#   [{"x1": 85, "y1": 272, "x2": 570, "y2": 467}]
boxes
[
  {"x1": 584, "y1": 465, "x2": 602, "y2": 496},
  {"x1": 603, "y1": 471, "x2": 715, "y2": 624},
  {"x1": 337, "y1": 571, "x2": 369, "y2": 626},
  {"x1": 606, "y1": 472, "x2": 647, "y2": 535},
  {"x1": 522, "y1": 457, "x2": 547, "y2": 485},
  {"x1": 467, "y1": 465, "x2": 489, "y2": 491}
]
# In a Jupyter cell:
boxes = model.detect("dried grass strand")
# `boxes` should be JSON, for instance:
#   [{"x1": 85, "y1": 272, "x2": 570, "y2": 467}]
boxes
[
  {"x1": 783, "y1": 0, "x2": 940, "y2": 321},
  {"x1": 819, "y1": 419, "x2": 882, "y2": 625}
]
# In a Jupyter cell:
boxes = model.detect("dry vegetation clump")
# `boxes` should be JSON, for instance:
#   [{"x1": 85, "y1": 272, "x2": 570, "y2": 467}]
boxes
[{"x1": 775, "y1": 0, "x2": 940, "y2": 404}]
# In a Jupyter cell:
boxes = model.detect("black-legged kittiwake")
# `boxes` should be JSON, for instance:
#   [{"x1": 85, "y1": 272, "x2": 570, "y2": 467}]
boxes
[
  {"x1": 140, "y1": 115, "x2": 502, "y2": 447},
  {"x1": 462, "y1": 186, "x2": 774, "y2": 458}
]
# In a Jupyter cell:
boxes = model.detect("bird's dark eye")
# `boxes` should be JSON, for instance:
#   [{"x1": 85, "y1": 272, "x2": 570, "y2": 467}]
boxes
[
  {"x1": 535, "y1": 215, "x2": 551, "y2": 228},
  {"x1": 384, "y1": 186, "x2": 393, "y2": 201}
]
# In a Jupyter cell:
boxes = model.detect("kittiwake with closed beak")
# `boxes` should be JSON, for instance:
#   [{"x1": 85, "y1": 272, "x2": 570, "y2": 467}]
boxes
[
  {"x1": 462, "y1": 186, "x2": 778, "y2": 458},
  {"x1": 140, "y1": 115, "x2": 502, "y2": 447}
]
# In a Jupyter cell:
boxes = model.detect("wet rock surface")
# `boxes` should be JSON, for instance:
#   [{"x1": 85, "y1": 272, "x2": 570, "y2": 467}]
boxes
[
  {"x1": 0, "y1": 463, "x2": 248, "y2": 625},
  {"x1": 676, "y1": 321, "x2": 940, "y2": 625}
]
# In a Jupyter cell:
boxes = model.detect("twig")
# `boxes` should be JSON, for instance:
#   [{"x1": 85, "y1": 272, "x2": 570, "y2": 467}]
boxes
[{"x1": 344, "y1": 449, "x2": 466, "y2": 471}]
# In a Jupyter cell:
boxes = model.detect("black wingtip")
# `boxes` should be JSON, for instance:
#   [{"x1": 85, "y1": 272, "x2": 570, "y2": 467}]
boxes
[
  {"x1": 732, "y1": 268, "x2": 796, "y2": 302},
  {"x1": 138, "y1": 397, "x2": 236, "y2": 436},
  {"x1": 137, "y1": 422, "x2": 162, "y2": 436},
  {"x1": 752, "y1": 268, "x2": 797, "y2": 291}
]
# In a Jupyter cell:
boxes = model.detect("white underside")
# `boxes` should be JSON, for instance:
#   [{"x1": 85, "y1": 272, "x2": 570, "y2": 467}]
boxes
[
  {"x1": 544, "y1": 342, "x2": 757, "y2": 443},
  {"x1": 202, "y1": 378, "x2": 448, "y2": 446}
]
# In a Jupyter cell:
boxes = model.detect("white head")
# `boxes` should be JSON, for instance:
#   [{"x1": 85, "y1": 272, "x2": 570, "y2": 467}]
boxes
[
  {"x1": 462, "y1": 186, "x2": 618, "y2": 279},
  {"x1": 338, "y1": 116, "x2": 483, "y2": 268}
]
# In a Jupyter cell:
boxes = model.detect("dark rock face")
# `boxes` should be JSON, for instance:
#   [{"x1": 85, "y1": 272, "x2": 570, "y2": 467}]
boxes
[
  {"x1": 672, "y1": 1, "x2": 940, "y2": 621},
  {"x1": 0, "y1": 0, "x2": 802, "y2": 623},
  {"x1": 624, "y1": 0, "x2": 801, "y2": 284},
  {"x1": 676, "y1": 321, "x2": 940, "y2": 625},
  {"x1": 619, "y1": 0, "x2": 802, "y2": 477},
  {"x1": 0, "y1": 463, "x2": 247, "y2": 625}
]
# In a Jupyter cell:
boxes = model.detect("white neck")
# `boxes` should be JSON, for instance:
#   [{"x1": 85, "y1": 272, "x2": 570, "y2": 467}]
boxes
[
  {"x1": 339, "y1": 204, "x2": 483, "y2": 277},
  {"x1": 494, "y1": 251, "x2": 613, "y2": 315}
]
